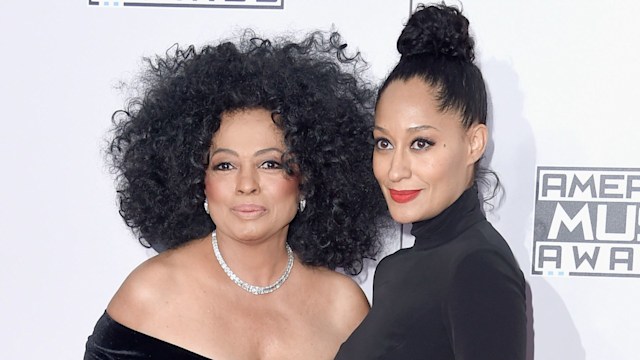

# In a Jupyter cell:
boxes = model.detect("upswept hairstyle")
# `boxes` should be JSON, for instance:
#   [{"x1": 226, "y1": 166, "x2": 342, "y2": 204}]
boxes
[
  {"x1": 107, "y1": 30, "x2": 388, "y2": 274},
  {"x1": 378, "y1": 3, "x2": 499, "y2": 198}
]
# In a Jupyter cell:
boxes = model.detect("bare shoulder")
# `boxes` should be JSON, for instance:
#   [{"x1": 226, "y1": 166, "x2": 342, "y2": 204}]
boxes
[
  {"x1": 308, "y1": 267, "x2": 370, "y2": 332},
  {"x1": 106, "y1": 245, "x2": 191, "y2": 329},
  {"x1": 322, "y1": 269, "x2": 369, "y2": 305}
]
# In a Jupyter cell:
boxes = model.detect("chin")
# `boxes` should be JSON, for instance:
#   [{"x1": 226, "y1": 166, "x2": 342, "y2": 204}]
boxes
[
  {"x1": 388, "y1": 202, "x2": 440, "y2": 224},
  {"x1": 388, "y1": 207, "x2": 419, "y2": 225}
]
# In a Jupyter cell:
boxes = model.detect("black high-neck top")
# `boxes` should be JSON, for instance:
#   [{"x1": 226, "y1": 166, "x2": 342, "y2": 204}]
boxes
[{"x1": 335, "y1": 187, "x2": 526, "y2": 360}]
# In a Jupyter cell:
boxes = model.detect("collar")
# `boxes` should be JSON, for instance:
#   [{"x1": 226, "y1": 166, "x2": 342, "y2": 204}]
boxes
[{"x1": 410, "y1": 185, "x2": 485, "y2": 251}]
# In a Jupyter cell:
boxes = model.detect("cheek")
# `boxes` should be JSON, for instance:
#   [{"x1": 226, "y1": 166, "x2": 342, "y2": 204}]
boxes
[
  {"x1": 372, "y1": 153, "x2": 386, "y2": 183},
  {"x1": 269, "y1": 175, "x2": 300, "y2": 205},
  {"x1": 419, "y1": 149, "x2": 468, "y2": 192},
  {"x1": 417, "y1": 159, "x2": 444, "y2": 183},
  {"x1": 446, "y1": 147, "x2": 471, "y2": 179},
  {"x1": 427, "y1": 145, "x2": 464, "y2": 177},
  {"x1": 204, "y1": 173, "x2": 230, "y2": 203}
]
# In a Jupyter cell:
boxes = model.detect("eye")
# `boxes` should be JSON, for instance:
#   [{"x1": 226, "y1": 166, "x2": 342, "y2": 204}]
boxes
[
  {"x1": 375, "y1": 138, "x2": 393, "y2": 150},
  {"x1": 259, "y1": 160, "x2": 282, "y2": 170},
  {"x1": 213, "y1": 162, "x2": 235, "y2": 171},
  {"x1": 410, "y1": 138, "x2": 434, "y2": 150}
]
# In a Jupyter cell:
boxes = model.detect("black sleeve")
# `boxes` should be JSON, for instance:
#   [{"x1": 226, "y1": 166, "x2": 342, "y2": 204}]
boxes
[
  {"x1": 84, "y1": 312, "x2": 210, "y2": 360},
  {"x1": 444, "y1": 250, "x2": 527, "y2": 360},
  {"x1": 84, "y1": 312, "x2": 153, "y2": 360}
]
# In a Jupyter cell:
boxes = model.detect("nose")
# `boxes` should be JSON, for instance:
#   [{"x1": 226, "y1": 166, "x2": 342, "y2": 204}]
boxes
[
  {"x1": 388, "y1": 149, "x2": 411, "y2": 182},
  {"x1": 235, "y1": 166, "x2": 260, "y2": 194}
]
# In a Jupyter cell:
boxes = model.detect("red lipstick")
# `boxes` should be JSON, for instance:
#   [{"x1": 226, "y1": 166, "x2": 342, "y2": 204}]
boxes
[{"x1": 389, "y1": 189, "x2": 421, "y2": 203}]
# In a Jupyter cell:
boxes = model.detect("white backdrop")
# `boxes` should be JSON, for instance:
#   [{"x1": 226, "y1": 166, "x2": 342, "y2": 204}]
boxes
[{"x1": 1, "y1": 1, "x2": 638, "y2": 359}]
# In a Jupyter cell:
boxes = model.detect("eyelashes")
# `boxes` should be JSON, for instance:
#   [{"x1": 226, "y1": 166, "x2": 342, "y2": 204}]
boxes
[
  {"x1": 374, "y1": 138, "x2": 393, "y2": 150},
  {"x1": 213, "y1": 162, "x2": 234, "y2": 171},
  {"x1": 374, "y1": 137, "x2": 435, "y2": 151},
  {"x1": 211, "y1": 160, "x2": 283, "y2": 171},
  {"x1": 258, "y1": 160, "x2": 282, "y2": 170},
  {"x1": 410, "y1": 138, "x2": 434, "y2": 150}
]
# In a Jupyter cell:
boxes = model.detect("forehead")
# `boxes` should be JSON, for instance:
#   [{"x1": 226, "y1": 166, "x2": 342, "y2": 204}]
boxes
[
  {"x1": 212, "y1": 108, "x2": 285, "y2": 148},
  {"x1": 376, "y1": 78, "x2": 462, "y2": 132}
]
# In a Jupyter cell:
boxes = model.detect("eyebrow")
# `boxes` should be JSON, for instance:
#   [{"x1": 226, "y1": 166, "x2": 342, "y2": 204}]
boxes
[
  {"x1": 210, "y1": 147, "x2": 284, "y2": 158},
  {"x1": 408, "y1": 125, "x2": 437, "y2": 132},
  {"x1": 373, "y1": 124, "x2": 437, "y2": 133}
]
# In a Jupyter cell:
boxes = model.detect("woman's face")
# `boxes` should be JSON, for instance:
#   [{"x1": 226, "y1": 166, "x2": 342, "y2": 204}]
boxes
[
  {"x1": 372, "y1": 77, "x2": 486, "y2": 224},
  {"x1": 204, "y1": 108, "x2": 300, "y2": 242}
]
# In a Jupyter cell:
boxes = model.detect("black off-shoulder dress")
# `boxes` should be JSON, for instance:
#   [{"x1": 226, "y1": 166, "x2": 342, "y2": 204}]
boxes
[{"x1": 84, "y1": 312, "x2": 211, "y2": 360}]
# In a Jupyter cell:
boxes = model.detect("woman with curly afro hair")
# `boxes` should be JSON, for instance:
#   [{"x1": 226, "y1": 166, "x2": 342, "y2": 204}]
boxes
[{"x1": 84, "y1": 30, "x2": 389, "y2": 360}]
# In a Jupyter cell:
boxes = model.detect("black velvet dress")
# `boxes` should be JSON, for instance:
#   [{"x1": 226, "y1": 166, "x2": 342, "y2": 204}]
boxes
[
  {"x1": 84, "y1": 312, "x2": 211, "y2": 359},
  {"x1": 335, "y1": 187, "x2": 526, "y2": 360}
]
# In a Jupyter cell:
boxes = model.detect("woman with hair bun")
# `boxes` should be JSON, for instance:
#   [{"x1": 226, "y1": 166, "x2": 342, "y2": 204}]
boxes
[
  {"x1": 84, "y1": 30, "x2": 388, "y2": 359},
  {"x1": 335, "y1": 4, "x2": 526, "y2": 359}
]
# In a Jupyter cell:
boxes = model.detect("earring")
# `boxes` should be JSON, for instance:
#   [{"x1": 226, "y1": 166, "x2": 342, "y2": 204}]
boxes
[
  {"x1": 204, "y1": 198, "x2": 210, "y2": 214},
  {"x1": 298, "y1": 198, "x2": 306, "y2": 212}
]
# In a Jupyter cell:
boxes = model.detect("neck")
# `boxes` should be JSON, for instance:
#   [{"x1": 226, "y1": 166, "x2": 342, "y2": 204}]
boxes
[{"x1": 212, "y1": 229, "x2": 291, "y2": 286}]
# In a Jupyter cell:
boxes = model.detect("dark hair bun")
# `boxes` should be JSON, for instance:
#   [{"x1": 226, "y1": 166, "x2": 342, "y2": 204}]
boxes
[{"x1": 397, "y1": 3, "x2": 475, "y2": 62}]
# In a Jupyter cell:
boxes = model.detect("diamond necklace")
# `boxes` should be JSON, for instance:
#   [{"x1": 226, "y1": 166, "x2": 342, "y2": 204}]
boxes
[{"x1": 211, "y1": 232, "x2": 294, "y2": 295}]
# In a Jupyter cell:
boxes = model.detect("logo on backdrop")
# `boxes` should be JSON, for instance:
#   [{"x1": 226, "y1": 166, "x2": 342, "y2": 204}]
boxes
[
  {"x1": 533, "y1": 166, "x2": 640, "y2": 278},
  {"x1": 88, "y1": 0, "x2": 283, "y2": 9}
]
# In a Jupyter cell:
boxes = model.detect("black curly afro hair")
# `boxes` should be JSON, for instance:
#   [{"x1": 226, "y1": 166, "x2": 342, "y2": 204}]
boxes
[{"x1": 107, "y1": 30, "x2": 390, "y2": 274}]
